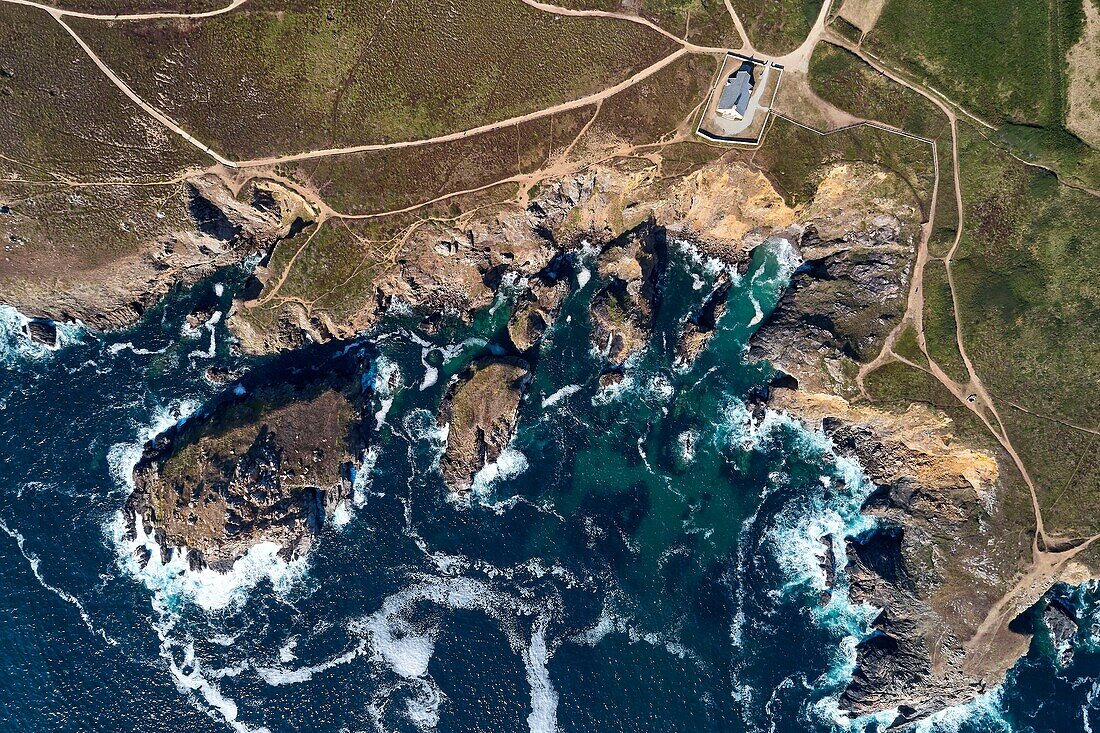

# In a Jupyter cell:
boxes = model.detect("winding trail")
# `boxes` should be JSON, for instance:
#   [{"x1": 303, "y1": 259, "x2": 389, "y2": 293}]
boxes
[
  {"x1": 50, "y1": 14, "x2": 237, "y2": 167},
  {"x1": 235, "y1": 47, "x2": 694, "y2": 167},
  {"x1": 5, "y1": 0, "x2": 1089, "y2": 688},
  {"x1": 821, "y1": 33, "x2": 1099, "y2": 680}
]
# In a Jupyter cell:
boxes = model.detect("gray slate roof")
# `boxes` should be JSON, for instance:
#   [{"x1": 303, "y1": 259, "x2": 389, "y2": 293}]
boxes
[{"x1": 717, "y1": 68, "x2": 753, "y2": 116}]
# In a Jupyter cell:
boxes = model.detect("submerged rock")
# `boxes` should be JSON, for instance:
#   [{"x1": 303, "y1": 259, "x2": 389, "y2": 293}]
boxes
[
  {"x1": 437, "y1": 357, "x2": 531, "y2": 495},
  {"x1": 128, "y1": 383, "x2": 362, "y2": 570}
]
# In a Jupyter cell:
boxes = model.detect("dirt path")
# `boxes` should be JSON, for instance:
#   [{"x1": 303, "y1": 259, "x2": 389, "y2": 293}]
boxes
[
  {"x1": 774, "y1": 0, "x2": 835, "y2": 72},
  {"x1": 517, "y1": 0, "x2": 725, "y2": 52},
  {"x1": 48, "y1": 15, "x2": 238, "y2": 167},
  {"x1": 721, "y1": 0, "x2": 753, "y2": 51},
  {"x1": 7, "y1": 0, "x2": 246, "y2": 21},
  {"x1": 234, "y1": 47, "x2": 694, "y2": 167},
  {"x1": 819, "y1": 35, "x2": 1096, "y2": 674}
]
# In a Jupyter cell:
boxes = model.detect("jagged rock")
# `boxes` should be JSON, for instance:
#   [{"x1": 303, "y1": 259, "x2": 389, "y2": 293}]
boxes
[
  {"x1": 1042, "y1": 598, "x2": 1078, "y2": 665},
  {"x1": 128, "y1": 383, "x2": 361, "y2": 570},
  {"x1": 24, "y1": 318, "x2": 56, "y2": 347},
  {"x1": 507, "y1": 257, "x2": 571, "y2": 353},
  {"x1": 675, "y1": 269, "x2": 732, "y2": 365},
  {"x1": 598, "y1": 369, "x2": 625, "y2": 389},
  {"x1": 204, "y1": 366, "x2": 242, "y2": 385},
  {"x1": 589, "y1": 220, "x2": 666, "y2": 366},
  {"x1": 437, "y1": 357, "x2": 531, "y2": 495},
  {"x1": 766, "y1": 389, "x2": 1058, "y2": 724},
  {"x1": 186, "y1": 307, "x2": 215, "y2": 330},
  {"x1": 229, "y1": 158, "x2": 800, "y2": 355},
  {"x1": 748, "y1": 224, "x2": 914, "y2": 394}
]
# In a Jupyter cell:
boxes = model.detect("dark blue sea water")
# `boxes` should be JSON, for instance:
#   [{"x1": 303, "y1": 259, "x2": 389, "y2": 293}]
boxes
[{"x1": 0, "y1": 240, "x2": 1095, "y2": 733}]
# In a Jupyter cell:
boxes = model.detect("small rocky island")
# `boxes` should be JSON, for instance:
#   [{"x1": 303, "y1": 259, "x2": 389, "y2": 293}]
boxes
[
  {"x1": 128, "y1": 378, "x2": 364, "y2": 570},
  {"x1": 437, "y1": 357, "x2": 532, "y2": 495}
]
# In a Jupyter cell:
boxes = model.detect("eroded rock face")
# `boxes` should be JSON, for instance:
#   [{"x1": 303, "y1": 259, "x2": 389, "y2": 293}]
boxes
[
  {"x1": 128, "y1": 385, "x2": 361, "y2": 570},
  {"x1": 0, "y1": 174, "x2": 313, "y2": 332},
  {"x1": 766, "y1": 389, "x2": 1034, "y2": 724},
  {"x1": 748, "y1": 162, "x2": 921, "y2": 394},
  {"x1": 589, "y1": 220, "x2": 666, "y2": 367},
  {"x1": 748, "y1": 221, "x2": 914, "y2": 394},
  {"x1": 230, "y1": 158, "x2": 799, "y2": 355},
  {"x1": 437, "y1": 357, "x2": 531, "y2": 495}
]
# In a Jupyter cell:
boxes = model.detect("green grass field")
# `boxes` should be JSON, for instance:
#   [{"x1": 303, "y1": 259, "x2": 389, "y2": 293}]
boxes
[{"x1": 862, "y1": 0, "x2": 1100, "y2": 188}]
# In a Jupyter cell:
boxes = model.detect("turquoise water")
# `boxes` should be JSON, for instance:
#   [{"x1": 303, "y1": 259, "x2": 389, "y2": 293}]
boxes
[{"x1": 0, "y1": 239, "x2": 1092, "y2": 732}]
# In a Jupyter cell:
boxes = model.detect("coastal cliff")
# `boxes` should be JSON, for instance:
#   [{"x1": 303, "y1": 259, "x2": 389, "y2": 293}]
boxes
[{"x1": 98, "y1": 151, "x2": 1066, "y2": 726}]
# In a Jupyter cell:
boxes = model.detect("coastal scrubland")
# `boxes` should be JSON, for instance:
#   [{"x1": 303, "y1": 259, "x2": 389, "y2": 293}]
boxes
[
  {"x1": 736, "y1": 0, "x2": 822, "y2": 54},
  {"x1": 70, "y1": 0, "x2": 676, "y2": 159},
  {"x1": 862, "y1": 0, "x2": 1100, "y2": 189},
  {"x1": 807, "y1": 42, "x2": 958, "y2": 245},
  {"x1": 549, "y1": 0, "x2": 741, "y2": 46}
]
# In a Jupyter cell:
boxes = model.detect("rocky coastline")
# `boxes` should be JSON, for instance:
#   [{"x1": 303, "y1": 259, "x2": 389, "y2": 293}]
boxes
[{"x1": 14, "y1": 151, "x2": 1058, "y2": 725}]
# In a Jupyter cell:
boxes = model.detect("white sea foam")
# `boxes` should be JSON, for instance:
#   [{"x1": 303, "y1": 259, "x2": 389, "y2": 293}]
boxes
[
  {"x1": 489, "y1": 271, "x2": 526, "y2": 316},
  {"x1": 188, "y1": 310, "x2": 222, "y2": 360},
  {"x1": 255, "y1": 639, "x2": 367, "y2": 686},
  {"x1": 405, "y1": 679, "x2": 444, "y2": 730},
  {"x1": 469, "y1": 447, "x2": 530, "y2": 497},
  {"x1": 108, "y1": 341, "x2": 169, "y2": 356},
  {"x1": 576, "y1": 267, "x2": 591, "y2": 290},
  {"x1": 107, "y1": 399, "x2": 200, "y2": 494},
  {"x1": 677, "y1": 430, "x2": 698, "y2": 463},
  {"x1": 907, "y1": 686, "x2": 1011, "y2": 733},
  {"x1": 542, "y1": 384, "x2": 581, "y2": 408},
  {"x1": 330, "y1": 502, "x2": 352, "y2": 529},
  {"x1": 525, "y1": 617, "x2": 559, "y2": 733},
  {"x1": 672, "y1": 238, "x2": 738, "y2": 280},
  {"x1": 112, "y1": 514, "x2": 308, "y2": 612},
  {"x1": 170, "y1": 642, "x2": 270, "y2": 733},
  {"x1": 352, "y1": 446, "x2": 380, "y2": 507},
  {"x1": 0, "y1": 305, "x2": 84, "y2": 362},
  {"x1": 360, "y1": 575, "x2": 560, "y2": 731}
]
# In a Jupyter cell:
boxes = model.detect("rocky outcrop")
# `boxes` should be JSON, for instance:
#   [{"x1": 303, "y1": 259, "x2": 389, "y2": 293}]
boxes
[
  {"x1": 23, "y1": 318, "x2": 57, "y2": 347},
  {"x1": 437, "y1": 357, "x2": 531, "y2": 495},
  {"x1": 229, "y1": 159, "x2": 800, "y2": 355},
  {"x1": 748, "y1": 220, "x2": 914, "y2": 394},
  {"x1": 675, "y1": 270, "x2": 732, "y2": 366},
  {"x1": 1041, "y1": 597, "x2": 1078, "y2": 666},
  {"x1": 589, "y1": 220, "x2": 666, "y2": 367},
  {"x1": 128, "y1": 378, "x2": 362, "y2": 570},
  {"x1": 0, "y1": 173, "x2": 313, "y2": 333},
  {"x1": 506, "y1": 255, "x2": 572, "y2": 354},
  {"x1": 748, "y1": 163, "x2": 921, "y2": 394},
  {"x1": 766, "y1": 389, "x2": 1040, "y2": 724}
]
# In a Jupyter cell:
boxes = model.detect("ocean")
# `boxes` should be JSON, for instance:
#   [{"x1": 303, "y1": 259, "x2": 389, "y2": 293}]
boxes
[{"x1": 0, "y1": 239, "x2": 1094, "y2": 733}]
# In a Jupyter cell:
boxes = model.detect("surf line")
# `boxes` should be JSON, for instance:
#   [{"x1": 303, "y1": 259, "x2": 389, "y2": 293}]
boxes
[{"x1": 0, "y1": 518, "x2": 118, "y2": 645}]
